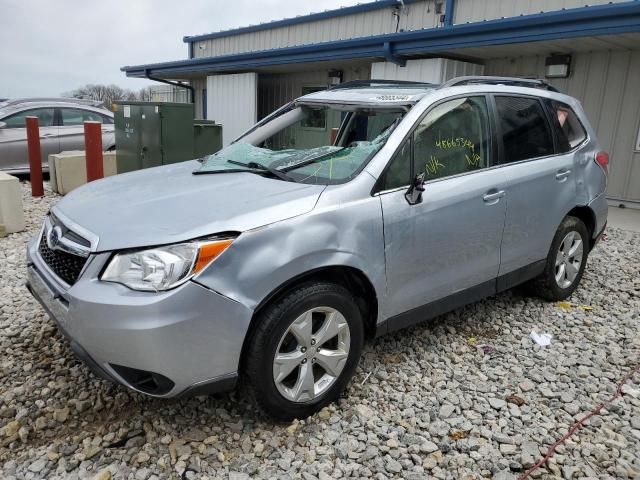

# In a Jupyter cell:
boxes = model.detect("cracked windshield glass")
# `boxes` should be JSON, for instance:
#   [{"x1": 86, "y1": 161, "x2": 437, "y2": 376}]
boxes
[{"x1": 198, "y1": 104, "x2": 405, "y2": 183}]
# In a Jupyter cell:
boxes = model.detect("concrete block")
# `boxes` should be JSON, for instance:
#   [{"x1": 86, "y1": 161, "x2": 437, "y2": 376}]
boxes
[
  {"x1": 0, "y1": 172, "x2": 25, "y2": 234},
  {"x1": 48, "y1": 151, "x2": 117, "y2": 195}
]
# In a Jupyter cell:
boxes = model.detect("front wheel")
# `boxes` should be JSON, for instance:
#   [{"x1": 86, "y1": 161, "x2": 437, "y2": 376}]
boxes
[
  {"x1": 527, "y1": 216, "x2": 589, "y2": 301},
  {"x1": 243, "y1": 282, "x2": 364, "y2": 421}
]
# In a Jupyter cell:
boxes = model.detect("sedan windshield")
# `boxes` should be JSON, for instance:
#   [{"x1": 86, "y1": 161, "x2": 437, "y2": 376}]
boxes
[{"x1": 198, "y1": 105, "x2": 405, "y2": 184}]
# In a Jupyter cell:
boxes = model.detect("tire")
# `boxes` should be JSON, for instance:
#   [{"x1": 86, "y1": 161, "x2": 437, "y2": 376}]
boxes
[
  {"x1": 527, "y1": 216, "x2": 589, "y2": 301},
  {"x1": 243, "y1": 282, "x2": 364, "y2": 421}
]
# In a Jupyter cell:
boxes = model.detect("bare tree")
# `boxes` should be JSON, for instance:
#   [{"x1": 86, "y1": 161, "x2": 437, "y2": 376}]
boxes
[
  {"x1": 64, "y1": 84, "x2": 138, "y2": 110},
  {"x1": 137, "y1": 86, "x2": 155, "y2": 102}
]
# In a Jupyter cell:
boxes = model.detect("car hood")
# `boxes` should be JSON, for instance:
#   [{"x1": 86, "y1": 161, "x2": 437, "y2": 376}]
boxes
[{"x1": 54, "y1": 160, "x2": 325, "y2": 251}]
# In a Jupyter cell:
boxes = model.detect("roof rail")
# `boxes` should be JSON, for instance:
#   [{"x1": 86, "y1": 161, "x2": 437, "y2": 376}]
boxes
[
  {"x1": 0, "y1": 97, "x2": 105, "y2": 108},
  {"x1": 441, "y1": 76, "x2": 559, "y2": 92},
  {"x1": 328, "y1": 79, "x2": 437, "y2": 91}
]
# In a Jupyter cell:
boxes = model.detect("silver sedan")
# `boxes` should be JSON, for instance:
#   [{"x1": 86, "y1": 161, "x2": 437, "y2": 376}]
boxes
[{"x1": 0, "y1": 98, "x2": 115, "y2": 173}]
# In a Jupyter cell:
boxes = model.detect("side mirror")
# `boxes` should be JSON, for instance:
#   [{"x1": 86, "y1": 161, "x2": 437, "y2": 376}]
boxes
[
  {"x1": 405, "y1": 172, "x2": 425, "y2": 205},
  {"x1": 0, "y1": 121, "x2": 6, "y2": 129}
]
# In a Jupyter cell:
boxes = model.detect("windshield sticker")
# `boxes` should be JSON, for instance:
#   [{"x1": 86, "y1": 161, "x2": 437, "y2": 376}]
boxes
[{"x1": 374, "y1": 94, "x2": 410, "y2": 102}]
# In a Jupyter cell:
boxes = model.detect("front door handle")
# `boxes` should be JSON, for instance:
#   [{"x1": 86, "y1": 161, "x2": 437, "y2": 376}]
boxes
[
  {"x1": 483, "y1": 190, "x2": 505, "y2": 204},
  {"x1": 41, "y1": 133, "x2": 56, "y2": 138},
  {"x1": 555, "y1": 169, "x2": 572, "y2": 181}
]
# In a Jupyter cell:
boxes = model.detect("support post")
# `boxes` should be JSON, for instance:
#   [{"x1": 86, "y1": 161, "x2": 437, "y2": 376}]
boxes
[
  {"x1": 84, "y1": 121, "x2": 104, "y2": 182},
  {"x1": 444, "y1": 0, "x2": 456, "y2": 26},
  {"x1": 26, "y1": 116, "x2": 44, "y2": 197}
]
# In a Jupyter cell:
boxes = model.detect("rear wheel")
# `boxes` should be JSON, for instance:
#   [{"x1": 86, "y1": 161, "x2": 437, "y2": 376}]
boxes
[
  {"x1": 527, "y1": 216, "x2": 589, "y2": 301},
  {"x1": 243, "y1": 282, "x2": 363, "y2": 421}
]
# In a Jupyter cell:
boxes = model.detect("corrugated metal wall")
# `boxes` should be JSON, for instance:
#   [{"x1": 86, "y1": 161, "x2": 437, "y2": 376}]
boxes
[
  {"x1": 206, "y1": 73, "x2": 258, "y2": 146},
  {"x1": 257, "y1": 66, "x2": 371, "y2": 119},
  {"x1": 486, "y1": 50, "x2": 640, "y2": 202},
  {"x1": 192, "y1": 1, "x2": 440, "y2": 58},
  {"x1": 453, "y1": 0, "x2": 629, "y2": 24},
  {"x1": 371, "y1": 58, "x2": 484, "y2": 83}
]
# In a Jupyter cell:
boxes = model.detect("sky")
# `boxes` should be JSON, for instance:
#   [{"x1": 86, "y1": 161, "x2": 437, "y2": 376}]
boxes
[{"x1": 0, "y1": 0, "x2": 362, "y2": 98}]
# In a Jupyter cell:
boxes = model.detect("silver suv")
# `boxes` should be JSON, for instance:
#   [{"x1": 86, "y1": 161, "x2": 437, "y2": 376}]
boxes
[
  {"x1": 26, "y1": 77, "x2": 608, "y2": 420},
  {"x1": 0, "y1": 98, "x2": 115, "y2": 173}
]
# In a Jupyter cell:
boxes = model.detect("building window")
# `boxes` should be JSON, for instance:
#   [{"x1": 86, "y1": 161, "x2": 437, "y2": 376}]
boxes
[{"x1": 301, "y1": 86, "x2": 327, "y2": 129}]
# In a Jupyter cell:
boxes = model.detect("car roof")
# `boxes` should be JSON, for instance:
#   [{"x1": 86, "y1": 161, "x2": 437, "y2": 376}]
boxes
[
  {"x1": 298, "y1": 81, "x2": 435, "y2": 107},
  {"x1": 295, "y1": 76, "x2": 567, "y2": 108},
  {"x1": 0, "y1": 99, "x2": 113, "y2": 117}
]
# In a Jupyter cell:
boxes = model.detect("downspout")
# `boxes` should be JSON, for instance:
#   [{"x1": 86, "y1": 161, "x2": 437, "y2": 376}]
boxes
[
  {"x1": 444, "y1": 0, "x2": 455, "y2": 26},
  {"x1": 144, "y1": 68, "x2": 195, "y2": 104}
]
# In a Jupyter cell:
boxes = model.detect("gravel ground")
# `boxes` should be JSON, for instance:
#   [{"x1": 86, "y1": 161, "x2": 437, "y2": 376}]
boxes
[{"x1": 1, "y1": 181, "x2": 639, "y2": 480}]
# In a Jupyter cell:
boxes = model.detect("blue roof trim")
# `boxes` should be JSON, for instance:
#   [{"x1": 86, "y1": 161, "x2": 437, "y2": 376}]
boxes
[
  {"x1": 123, "y1": 2, "x2": 640, "y2": 78},
  {"x1": 183, "y1": 0, "x2": 418, "y2": 43}
]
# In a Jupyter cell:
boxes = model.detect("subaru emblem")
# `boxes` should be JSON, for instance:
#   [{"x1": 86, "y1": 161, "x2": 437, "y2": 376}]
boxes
[{"x1": 48, "y1": 225, "x2": 63, "y2": 250}]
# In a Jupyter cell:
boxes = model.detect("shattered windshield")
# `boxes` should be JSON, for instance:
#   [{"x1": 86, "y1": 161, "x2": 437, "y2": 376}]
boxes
[{"x1": 198, "y1": 105, "x2": 405, "y2": 184}]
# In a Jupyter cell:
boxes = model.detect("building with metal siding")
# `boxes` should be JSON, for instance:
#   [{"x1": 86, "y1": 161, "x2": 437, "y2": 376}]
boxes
[{"x1": 122, "y1": 0, "x2": 640, "y2": 204}]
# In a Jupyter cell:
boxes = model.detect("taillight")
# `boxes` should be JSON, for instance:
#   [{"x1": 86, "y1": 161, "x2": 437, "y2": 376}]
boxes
[{"x1": 595, "y1": 151, "x2": 609, "y2": 175}]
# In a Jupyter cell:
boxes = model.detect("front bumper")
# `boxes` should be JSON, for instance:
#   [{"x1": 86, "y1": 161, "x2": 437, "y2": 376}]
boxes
[{"x1": 26, "y1": 236, "x2": 253, "y2": 398}]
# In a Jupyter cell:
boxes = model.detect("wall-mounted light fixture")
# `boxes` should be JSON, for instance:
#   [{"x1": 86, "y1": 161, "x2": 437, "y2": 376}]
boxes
[
  {"x1": 328, "y1": 70, "x2": 343, "y2": 86},
  {"x1": 545, "y1": 54, "x2": 571, "y2": 78}
]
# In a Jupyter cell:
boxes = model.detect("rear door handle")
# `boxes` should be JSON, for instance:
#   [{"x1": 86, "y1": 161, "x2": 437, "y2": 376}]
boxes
[
  {"x1": 483, "y1": 190, "x2": 505, "y2": 204},
  {"x1": 41, "y1": 133, "x2": 56, "y2": 138},
  {"x1": 555, "y1": 169, "x2": 572, "y2": 181}
]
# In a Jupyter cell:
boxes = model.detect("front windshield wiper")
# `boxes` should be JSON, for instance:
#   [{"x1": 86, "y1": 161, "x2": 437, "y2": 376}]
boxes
[
  {"x1": 280, "y1": 147, "x2": 349, "y2": 172},
  {"x1": 226, "y1": 160, "x2": 296, "y2": 182}
]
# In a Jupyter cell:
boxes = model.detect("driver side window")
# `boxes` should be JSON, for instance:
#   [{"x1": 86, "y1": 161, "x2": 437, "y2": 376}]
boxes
[{"x1": 380, "y1": 96, "x2": 490, "y2": 189}]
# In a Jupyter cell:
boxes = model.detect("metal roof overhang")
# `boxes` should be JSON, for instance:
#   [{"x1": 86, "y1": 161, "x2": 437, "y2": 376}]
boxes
[{"x1": 122, "y1": 1, "x2": 640, "y2": 79}]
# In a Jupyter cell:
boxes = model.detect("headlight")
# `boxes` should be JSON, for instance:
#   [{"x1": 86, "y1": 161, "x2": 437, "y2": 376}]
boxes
[{"x1": 101, "y1": 238, "x2": 234, "y2": 291}]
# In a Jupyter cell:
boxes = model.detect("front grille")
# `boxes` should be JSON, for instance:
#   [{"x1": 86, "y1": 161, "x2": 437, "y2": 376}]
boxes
[{"x1": 38, "y1": 233, "x2": 87, "y2": 285}]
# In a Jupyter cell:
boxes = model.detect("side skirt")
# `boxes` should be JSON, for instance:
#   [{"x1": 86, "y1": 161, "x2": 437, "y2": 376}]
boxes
[{"x1": 376, "y1": 260, "x2": 546, "y2": 337}]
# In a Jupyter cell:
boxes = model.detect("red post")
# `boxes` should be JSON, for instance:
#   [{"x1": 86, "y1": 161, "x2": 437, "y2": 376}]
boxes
[
  {"x1": 26, "y1": 116, "x2": 44, "y2": 197},
  {"x1": 84, "y1": 121, "x2": 104, "y2": 182}
]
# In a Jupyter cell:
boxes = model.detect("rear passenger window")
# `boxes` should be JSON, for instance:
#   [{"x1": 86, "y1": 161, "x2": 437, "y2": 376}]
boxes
[
  {"x1": 496, "y1": 96, "x2": 553, "y2": 163},
  {"x1": 544, "y1": 99, "x2": 587, "y2": 152},
  {"x1": 61, "y1": 108, "x2": 104, "y2": 126}
]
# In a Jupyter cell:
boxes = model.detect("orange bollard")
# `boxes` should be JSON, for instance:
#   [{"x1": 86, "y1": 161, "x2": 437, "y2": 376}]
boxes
[
  {"x1": 26, "y1": 116, "x2": 44, "y2": 197},
  {"x1": 84, "y1": 121, "x2": 104, "y2": 182}
]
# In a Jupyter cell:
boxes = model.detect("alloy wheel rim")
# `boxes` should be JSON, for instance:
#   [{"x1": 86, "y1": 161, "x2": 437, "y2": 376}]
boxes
[
  {"x1": 273, "y1": 307, "x2": 350, "y2": 403},
  {"x1": 555, "y1": 231, "x2": 583, "y2": 289}
]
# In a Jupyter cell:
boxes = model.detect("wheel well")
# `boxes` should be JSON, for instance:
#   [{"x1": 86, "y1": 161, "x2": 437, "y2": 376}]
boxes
[
  {"x1": 240, "y1": 266, "x2": 379, "y2": 370},
  {"x1": 567, "y1": 206, "x2": 596, "y2": 248}
]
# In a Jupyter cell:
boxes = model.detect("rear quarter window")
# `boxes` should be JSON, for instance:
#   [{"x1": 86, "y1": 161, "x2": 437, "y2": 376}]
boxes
[{"x1": 544, "y1": 99, "x2": 588, "y2": 153}]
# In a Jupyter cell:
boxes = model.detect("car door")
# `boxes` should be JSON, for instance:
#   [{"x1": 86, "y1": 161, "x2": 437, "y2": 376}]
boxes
[
  {"x1": 58, "y1": 107, "x2": 109, "y2": 153},
  {"x1": 491, "y1": 95, "x2": 577, "y2": 278},
  {"x1": 377, "y1": 95, "x2": 508, "y2": 325},
  {"x1": 0, "y1": 107, "x2": 58, "y2": 172}
]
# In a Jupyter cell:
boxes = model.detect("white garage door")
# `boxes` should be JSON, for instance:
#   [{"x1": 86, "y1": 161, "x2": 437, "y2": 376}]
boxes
[{"x1": 206, "y1": 73, "x2": 258, "y2": 146}]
